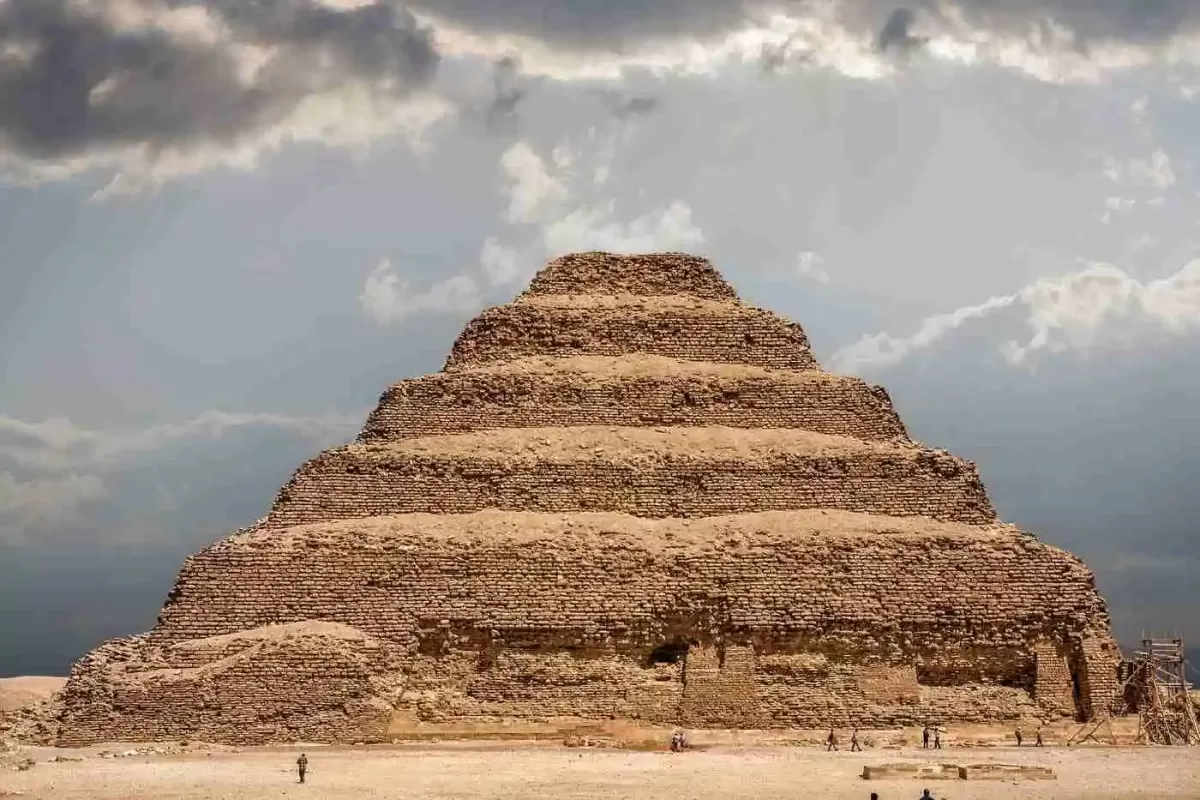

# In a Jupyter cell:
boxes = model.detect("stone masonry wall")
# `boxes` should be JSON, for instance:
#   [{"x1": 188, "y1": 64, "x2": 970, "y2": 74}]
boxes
[
  {"x1": 521, "y1": 252, "x2": 739, "y2": 301},
  {"x1": 152, "y1": 520, "x2": 1103, "y2": 655},
  {"x1": 51, "y1": 517, "x2": 1114, "y2": 743},
  {"x1": 1079, "y1": 635, "x2": 1123, "y2": 717},
  {"x1": 1034, "y1": 641, "x2": 1076, "y2": 716},
  {"x1": 266, "y1": 448, "x2": 995, "y2": 526},
  {"x1": 443, "y1": 301, "x2": 818, "y2": 370},
  {"x1": 359, "y1": 365, "x2": 908, "y2": 442},
  {"x1": 57, "y1": 624, "x2": 402, "y2": 747}
]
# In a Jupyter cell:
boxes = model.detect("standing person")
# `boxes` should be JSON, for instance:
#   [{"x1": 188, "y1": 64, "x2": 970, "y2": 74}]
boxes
[
  {"x1": 933, "y1": 728, "x2": 942, "y2": 749},
  {"x1": 1015, "y1": 728, "x2": 1023, "y2": 747},
  {"x1": 826, "y1": 728, "x2": 839, "y2": 751},
  {"x1": 1035, "y1": 728, "x2": 1044, "y2": 747},
  {"x1": 850, "y1": 728, "x2": 862, "y2": 751},
  {"x1": 921, "y1": 724, "x2": 930, "y2": 749},
  {"x1": 296, "y1": 752, "x2": 308, "y2": 784}
]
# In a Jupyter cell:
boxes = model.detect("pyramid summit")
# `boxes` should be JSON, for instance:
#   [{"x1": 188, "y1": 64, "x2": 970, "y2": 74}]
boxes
[{"x1": 52, "y1": 252, "x2": 1119, "y2": 745}]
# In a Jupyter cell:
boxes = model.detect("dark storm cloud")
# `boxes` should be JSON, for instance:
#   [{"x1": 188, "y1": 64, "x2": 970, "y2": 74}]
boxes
[
  {"x1": 409, "y1": 0, "x2": 1200, "y2": 52},
  {"x1": 485, "y1": 55, "x2": 527, "y2": 128},
  {"x1": 877, "y1": 8, "x2": 926, "y2": 52},
  {"x1": 0, "y1": 0, "x2": 439, "y2": 160},
  {"x1": 408, "y1": 0, "x2": 751, "y2": 52}
]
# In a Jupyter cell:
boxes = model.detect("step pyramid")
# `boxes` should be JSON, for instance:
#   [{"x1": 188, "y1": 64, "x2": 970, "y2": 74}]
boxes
[{"x1": 54, "y1": 253, "x2": 1120, "y2": 745}]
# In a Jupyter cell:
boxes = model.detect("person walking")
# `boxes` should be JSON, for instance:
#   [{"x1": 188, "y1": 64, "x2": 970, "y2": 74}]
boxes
[
  {"x1": 296, "y1": 752, "x2": 308, "y2": 784},
  {"x1": 826, "y1": 728, "x2": 839, "y2": 751},
  {"x1": 1035, "y1": 728, "x2": 1044, "y2": 747},
  {"x1": 850, "y1": 728, "x2": 862, "y2": 752},
  {"x1": 921, "y1": 724, "x2": 930, "y2": 749},
  {"x1": 933, "y1": 728, "x2": 942, "y2": 750},
  {"x1": 1015, "y1": 728, "x2": 1023, "y2": 747}
]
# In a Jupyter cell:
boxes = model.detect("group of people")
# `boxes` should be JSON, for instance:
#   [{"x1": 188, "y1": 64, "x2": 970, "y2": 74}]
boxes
[
  {"x1": 1014, "y1": 727, "x2": 1046, "y2": 747},
  {"x1": 824, "y1": 727, "x2": 863, "y2": 751},
  {"x1": 920, "y1": 725, "x2": 942, "y2": 749},
  {"x1": 669, "y1": 730, "x2": 689, "y2": 752}
]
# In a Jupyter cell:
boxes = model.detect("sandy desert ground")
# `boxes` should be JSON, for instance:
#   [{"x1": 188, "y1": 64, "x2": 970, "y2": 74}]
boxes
[
  {"x1": 3, "y1": 741, "x2": 1199, "y2": 800},
  {"x1": 0, "y1": 679, "x2": 64, "y2": 715}
]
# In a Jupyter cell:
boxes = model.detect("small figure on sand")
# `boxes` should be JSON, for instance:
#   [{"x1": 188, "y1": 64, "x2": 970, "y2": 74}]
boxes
[
  {"x1": 933, "y1": 727, "x2": 942, "y2": 749},
  {"x1": 826, "y1": 727, "x2": 838, "y2": 751},
  {"x1": 1036, "y1": 727, "x2": 1044, "y2": 747},
  {"x1": 1015, "y1": 728, "x2": 1023, "y2": 747},
  {"x1": 921, "y1": 724, "x2": 930, "y2": 749},
  {"x1": 670, "y1": 731, "x2": 687, "y2": 752},
  {"x1": 296, "y1": 752, "x2": 308, "y2": 784},
  {"x1": 850, "y1": 728, "x2": 862, "y2": 751}
]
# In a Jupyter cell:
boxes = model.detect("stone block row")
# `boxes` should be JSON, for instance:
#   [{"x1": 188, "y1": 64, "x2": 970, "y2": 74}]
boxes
[
  {"x1": 443, "y1": 300, "x2": 818, "y2": 370},
  {"x1": 359, "y1": 358, "x2": 908, "y2": 442},
  {"x1": 54, "y1": 516, "x2": 1118, "y2": 743},
  {"x1": 267, "y1": 435, "x2": 995, "y2": 526},
  {"x1": 521, "y1": 252, "x2": 738, "y2": 301}
]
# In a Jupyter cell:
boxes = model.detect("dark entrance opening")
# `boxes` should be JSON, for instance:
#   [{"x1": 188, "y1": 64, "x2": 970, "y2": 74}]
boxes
[
  {"x1": 1070, "y1": 666, "x2": 1086, "y2": 721},
  {"x1": 648, "y1": 641, "x2": 689, "y2": 665}
]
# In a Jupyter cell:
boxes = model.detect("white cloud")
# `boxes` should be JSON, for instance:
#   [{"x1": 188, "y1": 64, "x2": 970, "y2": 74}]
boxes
[
  {"x1": 0, "y1": 472, "x2": 108, "y2": 531},
  {"x1": 479, "y1": 237, "x2": 522, "y2": 286},
  {"x1": 832, "y1": 260, "x2": 1200, "y2": 373},
  {"x1": 359, "y1": 259, "x2": 482, "y2": 325},
  {"x1": 541, "y1": 200, "x2": 704, "y2": 255},
  {"x1": 427, "y1": 10, "x2": 894, "y2": 84},
  {"x1": 0, "y1": 410, "x2": 360, "y2": 472},
  {"x1": 422, "y1": 5, "x2": 1200, "y2": 88},
  {"x1": 500, "y1": 141, "x2": 571, "y2": 225},
  {"x1": 0, "y1": 408, "x2": 362, "y2": 545},
  {"x1": 1103, "y1": 150, "x2": 1177, "y2": 192},
  {"x1": 493, "y1": 136, "x2": 705, "y2": 263},
  {"x1": 794, "y1": 251, "x2": 831, "y2": 283}
]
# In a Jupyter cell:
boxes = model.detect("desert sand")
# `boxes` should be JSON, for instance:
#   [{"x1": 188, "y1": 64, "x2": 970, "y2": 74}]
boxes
[
  {"x1": 0, "y1": 679, "x2": 65, "y2": 715},
  {"x1": 3, "y1": 741, "x2": 1198, "y2": 799}
]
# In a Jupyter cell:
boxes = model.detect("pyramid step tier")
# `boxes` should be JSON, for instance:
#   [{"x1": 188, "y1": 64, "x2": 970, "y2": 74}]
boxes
[
  {"x1": 361, "y1": 356, "x2": 908, "y2": 443},
  {"x1": 522, "y1": 252, "x2": 738, "y2": 301},
  {"x1": 268, "y1": 426, "x2": 995, "y2": 527},
  {"x1": 151, "y1": 510, "x2": 1101, "y2": 649},
  {"x1": 444, "y1": 294, "x2": 818, "y2": 371},
  {"x1": 60, "y1": 510, "x2": 1119, "y2": 744}
]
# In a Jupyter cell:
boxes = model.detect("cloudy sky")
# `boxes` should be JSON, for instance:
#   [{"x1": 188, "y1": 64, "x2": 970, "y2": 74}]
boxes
[{"x1": 2, "y1": 0, "x2": 1199, "y2": 676}]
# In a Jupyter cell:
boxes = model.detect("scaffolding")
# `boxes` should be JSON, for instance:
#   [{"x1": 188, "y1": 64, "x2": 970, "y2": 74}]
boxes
[{"x1": 1070, "y1": 637, "x2": 1199, "y2": 746}]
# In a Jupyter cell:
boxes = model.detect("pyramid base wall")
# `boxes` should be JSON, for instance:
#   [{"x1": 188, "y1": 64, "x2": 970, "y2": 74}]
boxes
[
  {"x1": 53, "y1": 518, "x2": 1121, "y2": 746},
  {"x1": 55, "y1": 627, "x2": 1117, "y2": 746}
]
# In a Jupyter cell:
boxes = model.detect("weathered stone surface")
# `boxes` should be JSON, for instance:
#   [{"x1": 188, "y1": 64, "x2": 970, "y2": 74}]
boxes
[
  {"x1": 53, "y1": 252, "x2": 1121, "y2": 746},
  {"x1": 360, "y1": 356, "x2": 908, "y2": 442},
  {"x1": 444, "y1": 295, "x2": 819, "y2": 371},
  {"x1": 269, "y1": 427, "x2": 994, "y2": 527},
  {"x1": 958, "y1": 763, "x2": 1056, "y2": 781}
]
